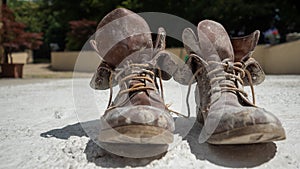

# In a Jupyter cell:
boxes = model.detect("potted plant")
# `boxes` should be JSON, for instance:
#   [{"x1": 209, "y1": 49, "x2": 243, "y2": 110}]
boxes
[{"x1": 0, "y1": 3, "x2": 42, "y2": 78}]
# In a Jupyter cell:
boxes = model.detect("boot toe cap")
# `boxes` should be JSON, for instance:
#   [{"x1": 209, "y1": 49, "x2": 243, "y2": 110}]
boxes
[
  {"x1": 203, "y1": 106, "x2": 286, "y2": 144},
  {"x1": 101, "y1": 105, "x2": 175, "y2": 132},
  {"x1": 208, "y1": 106, "x2": 283, "y2": 134}
]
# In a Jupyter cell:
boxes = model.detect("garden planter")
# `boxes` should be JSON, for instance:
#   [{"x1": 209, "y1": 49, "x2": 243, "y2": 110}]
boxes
[{"x1": 0, "y1": 63, "x2": 24, "y2": 78}]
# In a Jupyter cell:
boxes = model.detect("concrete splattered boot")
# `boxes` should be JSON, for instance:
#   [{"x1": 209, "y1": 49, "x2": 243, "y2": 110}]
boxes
[
  {"x1": 89, "y1": 8, "x2": 175, "y2": 157},
  {"x1": 182, "y1": 20, "x2": 286, "y2": 144}
]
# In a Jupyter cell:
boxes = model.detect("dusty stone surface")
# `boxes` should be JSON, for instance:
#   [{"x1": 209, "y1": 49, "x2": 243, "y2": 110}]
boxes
[
  {"x1": 0, "y1": 75, "x2": 299, "y2": 169},
  {"x1": 22, "y1": 63, "x2": 92, "y2": 78}
]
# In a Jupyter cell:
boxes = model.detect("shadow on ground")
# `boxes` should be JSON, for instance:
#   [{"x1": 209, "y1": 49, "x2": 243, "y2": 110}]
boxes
[
  {"x1": 40, "y1": 120, "x2": 164, "y2": 168},
  {"x1": 40, "y1": 122, "x2": 87, "y2": 139},
  {"x1": 185, "y1": 121, "x2": 277, "y2": 168},
  {"x1": 40, "y1": 118, "x2": 277, "y2": 168}
]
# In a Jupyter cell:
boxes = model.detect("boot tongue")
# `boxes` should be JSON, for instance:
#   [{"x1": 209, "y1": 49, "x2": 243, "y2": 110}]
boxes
[
  {"x1": 197, "y1": 20, "x2": 234, "y2": 62},
  {"x1": 196, "y1": 20, "x2": 240, "y2": 106},
  {"x1": 95, "y1": 8, "x2": 153, "y2": 67},
  {"x1": 122, "y1": 67, "x2": 157, "y2": 105}
]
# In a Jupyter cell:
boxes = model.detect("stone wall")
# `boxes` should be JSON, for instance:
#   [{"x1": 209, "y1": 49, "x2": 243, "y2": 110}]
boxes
[
  {"x1": 252, "y1": 40, "x2": 300, "y2": 74},
  {"x1": 51, "y1": 40, "x2": 300, "y2": 74}
]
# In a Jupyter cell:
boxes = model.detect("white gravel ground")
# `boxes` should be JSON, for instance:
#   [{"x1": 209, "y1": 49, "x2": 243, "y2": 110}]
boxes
[{"x1": 0, "y1": 75, "x2": 299, "y2": 169}]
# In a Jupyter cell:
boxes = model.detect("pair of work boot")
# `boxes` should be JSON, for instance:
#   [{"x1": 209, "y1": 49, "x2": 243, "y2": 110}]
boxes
[{"x1": 89, "y1": 8, "x2": 285, "y2": 156}]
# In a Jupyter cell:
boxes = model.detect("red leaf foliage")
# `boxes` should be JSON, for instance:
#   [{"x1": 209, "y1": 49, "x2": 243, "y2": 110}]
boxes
[
  {"x1": 68, "y1": 19, "x2": 97, "y2": 40},
  {"x1": 0, "y1": 5, "x2": 43, "y2": 52}
]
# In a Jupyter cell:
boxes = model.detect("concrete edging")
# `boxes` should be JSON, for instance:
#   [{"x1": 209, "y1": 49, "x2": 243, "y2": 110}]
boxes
[{"x1": 51, "y1": 40, "x2": 300, "y2": 74}]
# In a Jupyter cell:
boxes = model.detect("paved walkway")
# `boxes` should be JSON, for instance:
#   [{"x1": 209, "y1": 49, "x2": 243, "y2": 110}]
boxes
[
  {"x1": 0, "y1": 63, "x2": 92, "y2": 86},
  {"x1": 23, "y1": 63, "x2": 92, "y2": 78},
  {"x1": 1, "y1": 64, "x2": 300, "y2": 169},
  {"x1": 0, "y1": 76, "x2": 299, "y2": 168}
]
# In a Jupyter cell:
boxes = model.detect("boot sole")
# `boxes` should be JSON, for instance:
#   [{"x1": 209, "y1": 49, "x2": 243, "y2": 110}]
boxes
[
  {"x1": 207, "y1": 123, "x2": 286, "y2": 144},
  {"x1": 98, "y1": 125, "x2": 173, "y2": 157}
]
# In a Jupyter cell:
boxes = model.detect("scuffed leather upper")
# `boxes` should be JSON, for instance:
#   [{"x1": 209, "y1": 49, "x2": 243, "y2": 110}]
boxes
[{"x1": 182, "y1": 20, "x2": 282, "y2": 134}]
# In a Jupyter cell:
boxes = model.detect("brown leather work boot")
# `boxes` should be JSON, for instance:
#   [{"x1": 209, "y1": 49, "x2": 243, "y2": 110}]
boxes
[
  {"x1": 182, "y1": 20, "x2": 286, "y2": 144},
  {"x1": 89, "y1": 8, "x2": 175, "y2": 157}
]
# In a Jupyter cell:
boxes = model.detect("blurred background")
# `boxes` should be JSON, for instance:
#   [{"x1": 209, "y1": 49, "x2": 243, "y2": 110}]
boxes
[{"x1": 0, "y1": 0, "x2": 299, "y2": 78}]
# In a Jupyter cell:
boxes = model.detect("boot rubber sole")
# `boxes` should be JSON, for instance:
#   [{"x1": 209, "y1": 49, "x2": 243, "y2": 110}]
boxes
[
  {"x1": 98, "y1": 125, "x2": 173, "y2": 157},
  {"x1": 207, "y1": 123, "x2": 286, "y2": 145}
]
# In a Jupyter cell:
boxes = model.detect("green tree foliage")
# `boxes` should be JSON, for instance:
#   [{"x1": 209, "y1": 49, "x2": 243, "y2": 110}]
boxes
[
  {"x1": 8, "y1": 0, "x2": 42, "y2": 33},
  {"x1": 120, "y1": 0, "x2": 300, "y2": 43},
  {"x1": 7, "y1": 0, "x2": 300, "y2": 50}
]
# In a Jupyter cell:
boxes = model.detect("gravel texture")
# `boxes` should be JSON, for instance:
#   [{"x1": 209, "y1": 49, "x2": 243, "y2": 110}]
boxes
[{"x1": 0, "y1": 75, "x2": 299, "y2": 169}]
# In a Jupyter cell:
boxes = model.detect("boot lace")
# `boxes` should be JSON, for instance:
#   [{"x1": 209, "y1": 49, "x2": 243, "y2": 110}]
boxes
[
  {"x1": 186, "y1": 54, "x2": 256, "y2": 116},
  {"x1": 105, "y1": 62, "x2": 186, "y2": 117}
]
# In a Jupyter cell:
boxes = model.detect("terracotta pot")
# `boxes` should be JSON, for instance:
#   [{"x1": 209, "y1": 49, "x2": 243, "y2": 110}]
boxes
[{"x1": 0, "y1": 63, "x2": 24, "y2": 78}]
